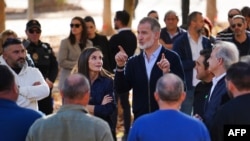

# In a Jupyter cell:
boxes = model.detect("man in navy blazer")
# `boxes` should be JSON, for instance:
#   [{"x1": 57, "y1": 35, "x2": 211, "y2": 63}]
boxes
[
  {"x1": 114, "y1": 17, "x2": 185, "y2": 122},
  {"x1": 203, "y1": 41, "x2": 239, "y2": 130},
  {"x1": 173, "y1": 11, "x2": 212, "y2": 115}
]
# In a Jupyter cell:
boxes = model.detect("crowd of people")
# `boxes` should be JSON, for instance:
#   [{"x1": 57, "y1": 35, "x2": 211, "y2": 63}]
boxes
[{"x1": 1, "y1": 5, "x2": 250, "y2": 141}]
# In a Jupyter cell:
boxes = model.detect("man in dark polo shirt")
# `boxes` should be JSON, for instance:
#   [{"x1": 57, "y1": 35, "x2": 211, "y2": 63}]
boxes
[{"x1": 230, "y1": 15, "x2": 250, "y2": 57}]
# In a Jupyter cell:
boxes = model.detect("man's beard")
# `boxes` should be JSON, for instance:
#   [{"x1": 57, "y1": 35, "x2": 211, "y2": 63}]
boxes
[
  {"x1": 197, "y1": 28, "x2": 203, "y2": 34},
  {"x1": 15, "y1": 58, "x2": 25, "y2": 68},
  {"x1": 139, "y1": 36, "x2": 154, "y2": 50}
]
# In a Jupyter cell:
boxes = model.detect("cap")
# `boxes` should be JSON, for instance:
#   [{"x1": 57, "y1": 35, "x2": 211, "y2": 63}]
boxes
[{"x1": 26, "y1": 19, "x2": 41, "y2": 30}]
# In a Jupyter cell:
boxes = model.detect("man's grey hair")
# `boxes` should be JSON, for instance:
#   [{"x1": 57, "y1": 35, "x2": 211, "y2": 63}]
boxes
[
  {"x1": 155, "y1": 73, "x2": 184, "y2": 101},
  {"x1": 62, "y1": 73, "x2": 90, "y2": 99},
  {"x1": 213, "y1": 41, "x2": 239, "y2": 70},
  {"x1": 164, "y1": 10, "x2": 179, "y2": 21},
  {"x1": 139, "y1": 17, "x2": 161, "y2": 32}
]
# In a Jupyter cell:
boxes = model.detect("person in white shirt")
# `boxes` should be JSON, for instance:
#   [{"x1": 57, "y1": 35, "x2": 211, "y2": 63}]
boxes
[{"x1": 0, "y1": 38, "x2": 49, "y2": 111}]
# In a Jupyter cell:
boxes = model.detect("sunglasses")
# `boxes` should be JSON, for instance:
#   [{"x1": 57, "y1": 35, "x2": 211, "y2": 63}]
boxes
[
  {"x1": 231, "y1": 23, "x2": 243, "y2": 28},
  {"x1": 28, "y1": 29, "x2": 41, "y2": 34},
  {"x1": 70, "y1": 24, "x2": 81, "y2": 28}
]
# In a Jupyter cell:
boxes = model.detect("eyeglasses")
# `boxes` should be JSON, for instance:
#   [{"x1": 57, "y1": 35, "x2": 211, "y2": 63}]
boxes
[
  {"x1": 3, "y1": 38, "x2": 22, "y2": 49},
  {"x1": 70, "y1": 24, "x2": 81, "y2": 28},
  {"x1": 28, "y1": 29, "x2": 41, "y2": 34},
  {"x1": 231, "y1": 23, "x2": 243, "y2": 28}
]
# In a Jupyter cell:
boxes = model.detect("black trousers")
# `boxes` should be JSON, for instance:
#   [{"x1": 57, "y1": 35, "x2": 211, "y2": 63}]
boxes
[
  {"x1": 38, "y1": 90, "x2": 53, "y2": 115},
  {"x1": 119, "y1": 91, "x2": 131, "y2": 135}
]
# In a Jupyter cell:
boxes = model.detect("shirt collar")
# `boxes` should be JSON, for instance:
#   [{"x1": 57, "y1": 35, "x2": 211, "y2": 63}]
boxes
[
  {"x1": 58, "y1": 104, "x2": 89, "y2": 113},
  {"x1": 142, "y1": 45, "x2": 162, "y2": 60},
  {"x1": 213, "y1": 73, "x2": 226, "y2": 84},
  {"x1": 187, "y1": 32, "x2": 203, "y2": 41},
  {"x1": 117, "y1": 27, "x2": 131, "y2": 33}
]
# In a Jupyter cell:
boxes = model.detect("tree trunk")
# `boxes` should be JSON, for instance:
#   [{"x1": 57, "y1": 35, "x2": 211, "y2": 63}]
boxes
[
  {"x1": 123, "y1": 0, "x2": 135, "y2": 28},
  {"x1": 34, "y1": 0, "x2": 65, "y2": 12},
  {"x1": 181, "y1": 0, "x2": 189, "y2": 30},
  {"x1": 0, "y1": 0, "x2": 6, "y2": 32},
  {"x1": 27, "y1": 0, "x2": 34, "y2": 20},
  {"x1": 206, "y1": 0, "x2": 217, "y2": 25},
  {"x1": 102, "y1": 0, "x2": 114, "y2": 36}
]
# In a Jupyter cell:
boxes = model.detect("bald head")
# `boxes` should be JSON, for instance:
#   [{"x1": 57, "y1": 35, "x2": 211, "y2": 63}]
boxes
[
  {"x1": 155, "y1": 73, "x2": 184, "y2": 102},
  {"x1": 61, "y1": 73, "x2": 90, "y2": 100}
]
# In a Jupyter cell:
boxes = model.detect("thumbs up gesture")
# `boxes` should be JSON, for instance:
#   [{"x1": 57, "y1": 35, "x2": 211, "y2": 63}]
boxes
[
  {"x1": 157, "y1": 53, "x2": 170, "y2": 74},
  {"x1": 115, "y1": 45, "x2": 128, "y2": 67}
]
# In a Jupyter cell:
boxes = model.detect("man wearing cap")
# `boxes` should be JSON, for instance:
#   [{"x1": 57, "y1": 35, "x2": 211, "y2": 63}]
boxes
[
  {"x1": 0, "y1": 38, "x2": 49, "y2": 111},
  {"x1": 24, "y1": 19, "x2": 58, "y2": 115}
]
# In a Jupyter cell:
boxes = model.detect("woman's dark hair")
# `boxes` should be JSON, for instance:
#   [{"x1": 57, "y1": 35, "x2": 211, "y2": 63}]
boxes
[
  {"x1": 68, "y1": 16, "x2": 88, "y2": 48},
  {"x1": 77, "y1": 47, "x2": 113, "y2": 81}
]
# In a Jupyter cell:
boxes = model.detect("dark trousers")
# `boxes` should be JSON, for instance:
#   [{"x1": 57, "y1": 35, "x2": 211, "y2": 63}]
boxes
[
  {"x1": 111, "y1": 106, "x2": 118, "y2": 141},
  {"x1": 38, "y1": 90, "x2": 53, "y2": 115},
  {"x1": 180, "y1": 87, "x2": 195, "y2": 115},
  {"x1": 119, "y1": 91, "x2": 131, "y2": 135}
]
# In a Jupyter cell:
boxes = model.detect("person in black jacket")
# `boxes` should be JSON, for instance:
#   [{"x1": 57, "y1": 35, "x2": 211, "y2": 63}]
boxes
[
  {"x1": 110, "y1": 10, "x2": 137, "y2": 140},
  {"x1": 84, "y1": 16, "x2": 112, "y2": 73},
  {"x1": 193, "y1": 49, "x2": 213, "y2": 119},
  {"x1": 114, "y1": 17, "x2": 185, "y2": 123},
  {"x1": 210, "y1": 62, "x2": 250, "y2": 141},
  {"x1": 24, "y1": 19, "x2": 59, "y2": 115}
]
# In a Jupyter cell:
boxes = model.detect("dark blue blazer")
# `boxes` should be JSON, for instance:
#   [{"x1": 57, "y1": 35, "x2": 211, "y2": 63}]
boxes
[
  {"x1": 203, "y1": 76, "x2": 230, "y2": 129},
  {"x1": 173, "y1": 33, "x2": 212, "y2": 89}
]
